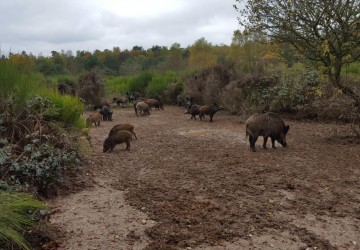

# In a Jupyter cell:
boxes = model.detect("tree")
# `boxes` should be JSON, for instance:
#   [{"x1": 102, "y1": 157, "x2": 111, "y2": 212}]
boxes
[
  {"x1": 189, "y1": 38, "x2": 217, "y2": 68},
  {"x1": 234, "y1": 0, "x2": 360, "y2": 91}
]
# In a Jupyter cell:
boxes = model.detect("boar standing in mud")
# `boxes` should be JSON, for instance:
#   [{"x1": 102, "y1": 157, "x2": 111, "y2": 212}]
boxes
[
  {"x1": 199, "y1": 105, "x2": 224, "y2": 122},
  {"x1": 103, "y1": 130, "x2": 133, "y2": 152},
  {"x1": 245, "y1": 112, "x2": 290, "y2": 152},
  {"x1": 109, "y1": 123, "x2": 137, "y2": 139},
  {"x1": 184, "y1": 104, "x2": 200, "y2": 120}
]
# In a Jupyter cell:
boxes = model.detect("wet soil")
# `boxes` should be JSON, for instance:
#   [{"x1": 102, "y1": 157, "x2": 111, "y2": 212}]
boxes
[{"x1": 50, "y1": 106, "x2": 360, "y2": 250}]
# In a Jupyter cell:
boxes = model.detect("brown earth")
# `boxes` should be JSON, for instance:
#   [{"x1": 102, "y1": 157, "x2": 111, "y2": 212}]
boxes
[{"x1": 50, "y1": 106, "x2": 360, "y2": 250}]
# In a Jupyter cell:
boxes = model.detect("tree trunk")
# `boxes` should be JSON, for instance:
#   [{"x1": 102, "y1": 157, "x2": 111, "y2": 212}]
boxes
[{"x1": 331, "y1": 59, "x2": 360, "y2": 110}]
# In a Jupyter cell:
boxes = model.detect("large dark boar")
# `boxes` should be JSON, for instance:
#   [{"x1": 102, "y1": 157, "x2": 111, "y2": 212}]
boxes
[
  {"x1": 103, "y1": 130, "x2": 133, "y2": 152},
  {"x1": 93, "y1": 102, "x2": 110, "y2": 111},
  {"x1": 245, "y1": 112, "x2": 290, "y2": 152},
  {"x1": 199, "y1": 105, "x2": 224, "y2": 122},
  {"x1": 100, "y1": 105, "x2": 113, "y2": 121},
  {"x1": 109, "y1": 123, "x2": 137, "y2": 139},
  {"x1": 184, "y1": 104, "x2": 200, "y2": 120}
]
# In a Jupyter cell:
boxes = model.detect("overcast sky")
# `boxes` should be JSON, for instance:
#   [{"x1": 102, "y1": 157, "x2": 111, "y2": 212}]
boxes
[{"x1": 0, "y1": 0, "x2": 241, "y2": 57}]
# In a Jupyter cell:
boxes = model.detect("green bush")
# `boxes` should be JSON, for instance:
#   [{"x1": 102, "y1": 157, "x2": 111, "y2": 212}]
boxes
[
  {"x1": 270, "y1": 67, "x2": 321, "y2": 112},
  {"x1": 147, "y1": 71, "x2": 177, "y2": 95},
  {"x1": 0, "y1": 140, "x2": 79, "y2": 193},
  {"x1": 105, "y1": 76, "x2": 131, "y2": 96},
  {"x1": 39, "y1": 92, "x2": 85, "y2": 128},
  {"x1": 128, "y1": 71, "x2": 153, "y2": 93},
  {"x1": 0, "y1": 192, "x2": 46, "y2": 250}
]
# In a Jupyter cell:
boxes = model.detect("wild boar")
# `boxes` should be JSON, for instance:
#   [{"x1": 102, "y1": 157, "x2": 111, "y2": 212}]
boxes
[
  {"x1": 103, "y1": 130, "x2": 133, "y2": 152},
  {"x1": 184, "y1": 104, "x2": 201, "y2": 120},
  {"x1": 112, "y1": 96, "x2": 129, "y2": 108},
  {"x1": 128, "y1": 92, "x2": 142, "y2": 102},
  {"x1": 199, "y1": 105, "x2": 224, "y2": 122},
  {"x1": 136, "y1": 101, "x2": 150, "y2": 116},
  {"x1": 145, "y1": 98, "x2": 164, "y2": 110},
  {"x1": 93, "y1": 102, "x2": 110, "y2": 111},
  {"x1": 133, "y1": 98, "x2": 146, "y2": 116},
  {"x1": 245, "y1": 112, "x2": 290, "y2": 152},
  {"x1": 109, "y1": 123, "x2": 137, "y2": 139},
  {"x1": 86, "y1": 112, "x2": 102, "y2": 127},
  {"x1": 147, "y1": 94, "x2": 162, "y2": 101},
  {"x1": 100, "y1": 105, "x2": 113, "y2": 121}
]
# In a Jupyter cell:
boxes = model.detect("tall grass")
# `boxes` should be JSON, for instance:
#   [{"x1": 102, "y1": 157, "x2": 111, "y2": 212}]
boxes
[
  {"x1": 345, "y1": 62, "x2": 360, "y2": 75},
  {"x1": 0, "y1": 60, "x2": 42, "y2": 107},
  {"x1": 0, "y1": 192, "x2": 46, "y2": 250},
  {"x1": 1, "y1": 59, "x2": 85, "y2": 129},
  {"x1": 105, "y1": 71, "x2": 182, "y2": 98},
  {"x1": 147, "y1": 71, "x2": 177, "y2": 95},
  {"x1": 105, "y1": 76, "x2": 132, "y2": 96},
  {"x1": 38, "y1": 89, "x2": 86, "y2": 129}
]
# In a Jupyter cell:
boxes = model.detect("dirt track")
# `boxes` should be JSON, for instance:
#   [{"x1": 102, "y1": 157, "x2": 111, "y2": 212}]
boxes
[{"x1": 50, "y1": 106, "x2": 360, "y2": 250}]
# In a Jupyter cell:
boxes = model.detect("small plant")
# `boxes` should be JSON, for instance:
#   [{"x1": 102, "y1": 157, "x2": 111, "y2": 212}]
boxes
[{"x1": 0, "y1": 191, "x2": 46, "y2": 250}]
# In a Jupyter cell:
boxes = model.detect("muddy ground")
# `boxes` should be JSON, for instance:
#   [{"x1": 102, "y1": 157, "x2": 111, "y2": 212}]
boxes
[{"x1": 50, "y1": 106, "x2": 360, "y2": 250}]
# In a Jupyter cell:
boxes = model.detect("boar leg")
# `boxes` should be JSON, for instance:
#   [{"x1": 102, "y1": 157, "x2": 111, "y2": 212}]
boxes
[
  {"x1": 263, "y1": 137, "x2": 268, "y2": 149},
  {"x1": 132, "y1": 131, "x2": 137, "y2": 140},
  {"x1": 271, "y1": 137, "x2": 277, "y2": 149},
  {"x1": 125, "y1": 139, "x2": 130, "y2": 151},
  {"x1": 249, "y1": 135, "x2": 257, "y2": 152}
]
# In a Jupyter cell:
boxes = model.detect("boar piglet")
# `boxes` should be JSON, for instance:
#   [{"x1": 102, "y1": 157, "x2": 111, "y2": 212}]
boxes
[{"x1": 86, "y1": 112, "x2": 102, "y2": 127}]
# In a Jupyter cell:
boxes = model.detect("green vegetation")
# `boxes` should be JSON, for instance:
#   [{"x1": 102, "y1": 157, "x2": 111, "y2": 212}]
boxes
[
  {"x1": 1, "y1": 60, "x2": 84, "y2": 194},
  {"x1": 0, "y1": 192, "x2": 46, "y2": 250},
  {"x1": 106, "y1": 71, "x2": 181, "y2": 99}
]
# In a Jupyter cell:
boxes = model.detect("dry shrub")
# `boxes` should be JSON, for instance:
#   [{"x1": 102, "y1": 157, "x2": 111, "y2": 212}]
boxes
[
  {"x1": 220, "y1": 73, "x2": 278, "y2": 114},
  {"x1": 183, "y1": 63, "x2": 235, "y2": 105},
  {"x1": 77, "y1": 70, "x2": 105, "y2": 104}
]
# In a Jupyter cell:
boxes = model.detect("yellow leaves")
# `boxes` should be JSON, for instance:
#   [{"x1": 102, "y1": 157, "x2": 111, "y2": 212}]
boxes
[
  {"x1": 320, "y1": 39, "x2": 330, "y2": 58},
  {"x1": 9, "y1": 54, "x2": 35, "y2": 73},
  {"x1": 189, "y1": 38, "x2": 217, "y2": 69}
]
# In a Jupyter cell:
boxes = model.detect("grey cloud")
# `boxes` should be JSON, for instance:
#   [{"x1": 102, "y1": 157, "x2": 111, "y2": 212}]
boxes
[{"x1": 0, "y1": 0, "x2": 240, "y2": 55}]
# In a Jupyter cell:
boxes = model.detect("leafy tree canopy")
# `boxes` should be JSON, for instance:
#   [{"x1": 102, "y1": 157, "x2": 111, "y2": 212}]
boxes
[{"x1": 234, "y1": 0, "x2": 360, "y2": 87}]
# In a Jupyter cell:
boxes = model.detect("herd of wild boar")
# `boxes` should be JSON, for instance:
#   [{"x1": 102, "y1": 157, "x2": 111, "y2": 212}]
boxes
[{"x1": 86, "y1": 92, "x2": 290, "y2": 152}]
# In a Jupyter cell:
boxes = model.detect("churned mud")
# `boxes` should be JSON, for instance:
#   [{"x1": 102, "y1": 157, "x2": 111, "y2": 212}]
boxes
[{"x1": 50, "y1": 106, "x2": 360, "y2": 250}]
